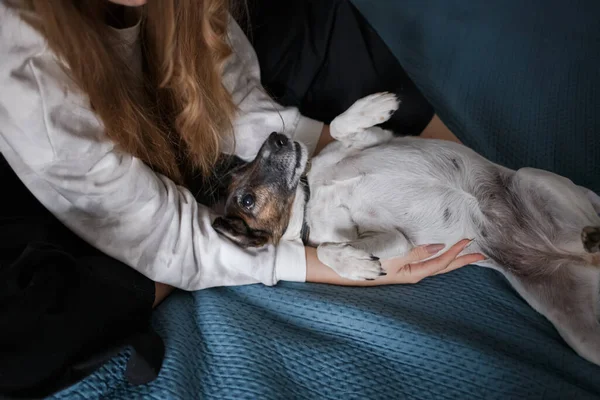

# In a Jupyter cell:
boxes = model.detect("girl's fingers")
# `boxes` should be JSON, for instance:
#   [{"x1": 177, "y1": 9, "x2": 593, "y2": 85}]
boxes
[
  {"x1": 406, "y1": 239, "x2": 471, "y2": 276},
  {"x1": 433, "y1": 253, "x2": 487, "y2": 276},
  {"x1": 420, "y1": 239, "x2": 472, "y2": 268},
  {"x1": 380, "y1": 239, "x2": 485, "y2": 284},
  {"x1": 393, "y1": 240, "x2": 479, "y2": 283},
  {"x1": 400, "y1": 243, "x2": 448, "y2": 264}
]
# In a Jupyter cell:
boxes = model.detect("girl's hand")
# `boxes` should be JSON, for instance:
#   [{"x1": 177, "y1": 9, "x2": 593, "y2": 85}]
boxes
[{"x1": 305, "y1": 239, "x2": 485, "y2": 286}]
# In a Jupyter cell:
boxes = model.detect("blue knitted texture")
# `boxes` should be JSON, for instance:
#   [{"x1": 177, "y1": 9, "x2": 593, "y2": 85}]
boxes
[
  {"x1": 353, "y1": 0, "x2": 600, "y2": 192},
  {"x1": 51, "y1": 267, "x2": 600, "y2": 399}
]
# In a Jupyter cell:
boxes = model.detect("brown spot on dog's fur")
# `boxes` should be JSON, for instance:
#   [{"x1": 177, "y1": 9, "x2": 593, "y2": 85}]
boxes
[
  {"x1": 214, "y1": 132, "x2": 309, "y2": 248},
  {"x1": 251, "y1": 186, "x2": 294, "y2": 243},
  {"x1": 217, "y1": 160, "x2": 299, "y2": 248},
  {"x1": 225, "y1": 183, "x2": 295, "y2": 247}
]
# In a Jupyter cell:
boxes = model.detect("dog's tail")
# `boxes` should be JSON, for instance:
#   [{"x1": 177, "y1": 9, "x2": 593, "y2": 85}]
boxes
[{"x1": 480, "y1": 225, "x2": 600, "y2": 277}]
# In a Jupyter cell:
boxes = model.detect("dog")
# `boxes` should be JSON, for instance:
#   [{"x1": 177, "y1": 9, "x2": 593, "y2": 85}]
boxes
[{"x1": 212, "y1": 93, "x2": 600, "y2": 366}]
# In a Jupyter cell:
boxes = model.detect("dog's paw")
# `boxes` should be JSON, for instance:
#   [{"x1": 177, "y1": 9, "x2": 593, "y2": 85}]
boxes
[
  {"x1": 317, "y1": 243, "x2": 386, "y2": 280},
  {"x1": 582, "y1": 226, "x2": 600, "y2": 253},
  {"x1": 330, "y1": 92, "x2": 400, "y2": 140}
]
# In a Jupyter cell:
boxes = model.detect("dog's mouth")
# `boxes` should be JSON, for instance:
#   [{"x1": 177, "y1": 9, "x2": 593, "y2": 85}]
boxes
[
  {"x1": 256, "y1": 133, "x2": 308, "y2": 190},
  {"x1": 291, "y1": 141, "x2": 310, "y2": 187}
]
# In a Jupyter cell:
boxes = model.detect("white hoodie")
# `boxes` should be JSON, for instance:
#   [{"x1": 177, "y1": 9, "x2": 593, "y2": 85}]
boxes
[{"x1": 0, "y1": 2, "x2": 324, "y2": 290}]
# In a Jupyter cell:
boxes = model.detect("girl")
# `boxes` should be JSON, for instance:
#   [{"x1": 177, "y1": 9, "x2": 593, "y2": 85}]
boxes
[{"x1": 0, "y1": 0, "x2": 483, "y2": 396}]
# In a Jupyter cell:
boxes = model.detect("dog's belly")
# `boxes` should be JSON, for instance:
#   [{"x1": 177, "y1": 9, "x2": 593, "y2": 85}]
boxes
[
  {"x1": 306, "y1": 138, "x2": 490, "y2": 249},
  {"x1": 307, "y1": 135, "x2": 600, "y2": 269},
  {"x1": 306, "y1": 177, "x2": 479, "y2": 250}
]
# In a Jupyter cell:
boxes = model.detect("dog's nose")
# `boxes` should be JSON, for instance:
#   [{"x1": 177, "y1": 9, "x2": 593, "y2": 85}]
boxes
[{"x1": 268, "y1": 132, "x2": 289, "y2": 150}]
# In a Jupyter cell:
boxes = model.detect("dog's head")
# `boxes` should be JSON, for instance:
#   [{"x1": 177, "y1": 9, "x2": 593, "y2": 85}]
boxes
[{"x1": 212, "y1": 132, "x2": 309, "y2": 248}]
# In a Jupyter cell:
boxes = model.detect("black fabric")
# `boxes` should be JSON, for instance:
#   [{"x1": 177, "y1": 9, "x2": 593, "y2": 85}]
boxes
[
  {"x1": 242, "y1": 0, "x2": 435, "y2": 135},
  {"x1": 0, "y1": 156, "x2": 160, "y2": 399}
]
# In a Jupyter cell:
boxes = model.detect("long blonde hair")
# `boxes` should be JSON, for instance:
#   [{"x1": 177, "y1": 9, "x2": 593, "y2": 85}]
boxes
[{"x1": 10, "y1": 0, "x2": 237, "y2": 183}]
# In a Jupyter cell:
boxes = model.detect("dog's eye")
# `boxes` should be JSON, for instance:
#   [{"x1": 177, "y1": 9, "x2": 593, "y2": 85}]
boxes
[{"x1": 240, "y1": 194, "x2": 255, "y2": 209}]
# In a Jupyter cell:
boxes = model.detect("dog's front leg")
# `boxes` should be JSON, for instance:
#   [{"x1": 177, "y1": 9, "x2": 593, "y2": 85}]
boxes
[
  {"x1": 330, "y1": 92, "x2": 398, "y2": 150},
  {"x1": 350, "y1": 230, "x2": 413, "y2": 260},
  {"x1": 317, "y1": 231, "x2": 411, "y2": 280}
]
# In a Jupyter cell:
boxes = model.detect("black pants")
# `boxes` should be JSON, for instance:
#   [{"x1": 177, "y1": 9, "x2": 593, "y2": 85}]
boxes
[
  {"x1": 0, "y1": 1, "x2": 434, "y2": 398},
  {"x1": 243, "y1": 0, "x2": 434, "y2": 134},
  {"x1": 0, "y1": 156, "x2": 162, "y2": 399}
]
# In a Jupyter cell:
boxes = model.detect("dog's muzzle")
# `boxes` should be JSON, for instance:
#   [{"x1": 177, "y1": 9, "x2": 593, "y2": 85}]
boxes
[{"x1": 266, "y1": 132, "x2": 291, "y2": 153}]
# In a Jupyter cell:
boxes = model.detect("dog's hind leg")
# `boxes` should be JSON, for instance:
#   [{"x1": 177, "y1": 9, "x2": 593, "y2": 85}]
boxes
[
  {"x1": 330, "y1": 92, "x2": 398, "y2": 150},
  {"x1": 348, "y1": 230, "x2": 413, "y2": 260},
  {"x1": 506, "y1": 267, "x2": 600, "y2": 366},
  {"x1": 579, "y1": 186, "x2": 600, "y2": 214}
]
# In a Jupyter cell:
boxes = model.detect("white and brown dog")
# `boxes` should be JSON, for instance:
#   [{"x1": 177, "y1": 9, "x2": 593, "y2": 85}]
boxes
[{"x1": 213, "y1": 93, "x2": 600, "y2": 366}]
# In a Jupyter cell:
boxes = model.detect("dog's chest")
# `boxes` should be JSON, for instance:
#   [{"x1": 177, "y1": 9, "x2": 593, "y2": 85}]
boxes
[{"x1": 304, "y1": 180, "x2": 359, "y2": 245}]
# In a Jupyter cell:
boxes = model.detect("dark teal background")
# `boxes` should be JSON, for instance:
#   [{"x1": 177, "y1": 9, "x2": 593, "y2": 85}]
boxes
[{"x1": 354, "y1": 0, "x2": 599, "y2": 192}]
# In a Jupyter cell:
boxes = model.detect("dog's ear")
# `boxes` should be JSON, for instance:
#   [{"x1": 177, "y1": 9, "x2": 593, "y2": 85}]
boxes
[{"x1": 212, "y1": 216, "x2": 270, "y2": 248}]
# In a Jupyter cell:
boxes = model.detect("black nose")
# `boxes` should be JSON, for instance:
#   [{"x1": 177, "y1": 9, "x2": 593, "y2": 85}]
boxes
[{"x1": 268, "y1": 132, "x2": 289, "y2": 150}]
